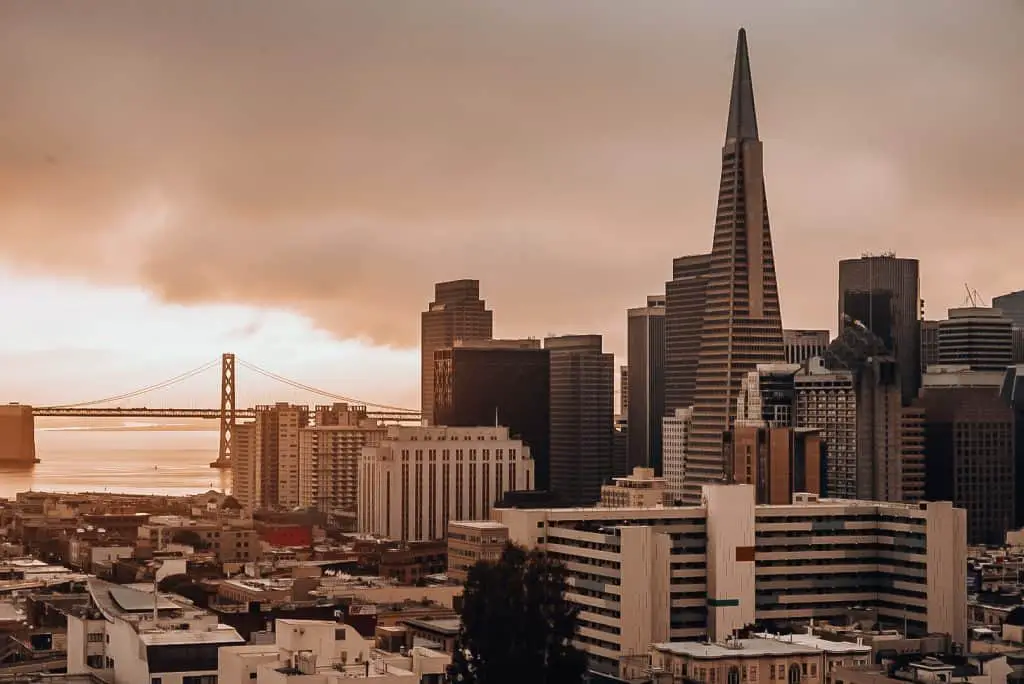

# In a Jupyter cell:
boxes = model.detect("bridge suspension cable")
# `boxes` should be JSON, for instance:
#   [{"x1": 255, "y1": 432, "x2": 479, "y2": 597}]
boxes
[
  {"x1": 237, "y1": 358, "x2": 418, "y2": 414},
  {"x1": 48, "y1": 358, "x2": 221, "y2": 408}
]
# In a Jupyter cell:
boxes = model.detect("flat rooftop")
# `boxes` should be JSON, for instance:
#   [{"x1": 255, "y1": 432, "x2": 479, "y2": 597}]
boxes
[
  {"x1": 139, "y1": 624, "x2": 244, "y2": 647},
  {"x1": 448, "y1": 520, "x2": 507, "y2": 530},
  {"x1": 754, "y1": 633, "x2": 873, "y2": 655},
  {"x1": 402, "y1": 617, "x2": 460, "y2": 635},
  {"x1": 653, "y1": 638, "x2": 821, "y2": 659}
]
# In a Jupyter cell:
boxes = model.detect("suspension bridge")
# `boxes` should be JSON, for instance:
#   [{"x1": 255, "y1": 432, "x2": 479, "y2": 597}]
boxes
[{"x1": 25, "y1": 353, "x2": 421, "y2": 469}]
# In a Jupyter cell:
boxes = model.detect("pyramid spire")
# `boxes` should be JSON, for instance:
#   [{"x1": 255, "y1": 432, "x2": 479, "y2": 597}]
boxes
[{"x1": 725, "y1": 27, "x2": 759, "y2": 143}]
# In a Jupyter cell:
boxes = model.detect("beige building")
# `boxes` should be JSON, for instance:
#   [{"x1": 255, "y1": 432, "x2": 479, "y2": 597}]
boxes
[
  {"x1": 600, "y1": 467, "x2": 673, "y2": 508},
  {"x1": 232, "y1": 403, "x2": 309, "y2": 511},
  {"x1": 662, "y1": 407, "x2": 694, "y2": 502},
  {"x1": 493, "y1": 484, "x2": 967, "y2": 677},
  {"x1": 358, "y1": 425, "x2": 534, "y2": 542},
  {"x1": 297, "y1": 405, "x2": 385, "y2": 515},
  {"x1": 642, "y1": 634, "x2": 871, "y2": 684},
  {"x1": 446, "y1": 520, "x2": 509, "y2": 583}
]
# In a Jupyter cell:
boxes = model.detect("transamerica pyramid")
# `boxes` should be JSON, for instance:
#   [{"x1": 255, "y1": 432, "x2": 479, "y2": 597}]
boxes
[{"x1": 683, "y1": 28, "x2": 786, "y2": 503}]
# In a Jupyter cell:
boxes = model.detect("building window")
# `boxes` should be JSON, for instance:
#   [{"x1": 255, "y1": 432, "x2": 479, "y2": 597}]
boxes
[
  {"x1": 789, "y1": 665, "x2": 801, "y2": 684},
  {"x1": 729, "y1": 666, "x2": 740, "y2": 684}
]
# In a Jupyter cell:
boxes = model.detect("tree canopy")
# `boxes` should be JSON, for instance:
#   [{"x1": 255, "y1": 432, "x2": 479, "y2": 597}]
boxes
[{"x1": 450, "y1": 543, "x2": 587, "y2": 684}]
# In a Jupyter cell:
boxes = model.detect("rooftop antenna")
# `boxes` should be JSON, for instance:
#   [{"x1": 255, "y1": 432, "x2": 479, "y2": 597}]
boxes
[{"x1": 494, "y1": 406, "x2": 499, "y2": 428}]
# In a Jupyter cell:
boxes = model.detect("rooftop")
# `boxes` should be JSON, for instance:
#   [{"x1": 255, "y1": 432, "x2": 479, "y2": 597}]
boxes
[
  {"x1": 754, "y1": 633, "x2": 873, "y2": 655},
  {"x1": 402, "y1": 617, "x2": 460, "y2": 635},
  {"x1": 448, "y1": 520, "x2": 507, "y2": 530},
  {"x1": 138, "y1": 625, "x2": 244, "y2": 647},
  {"x1": 653, "y1": 638, "x2": 821, "y2": 659}
]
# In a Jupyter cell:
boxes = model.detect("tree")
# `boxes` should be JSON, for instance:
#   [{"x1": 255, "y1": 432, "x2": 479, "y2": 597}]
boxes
[{"x1": 450, "y1": 543, "x2": 587, "y2": 684}]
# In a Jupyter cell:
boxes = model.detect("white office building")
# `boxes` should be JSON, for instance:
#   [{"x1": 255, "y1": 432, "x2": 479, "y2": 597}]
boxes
[
  {"x1": 494, "y1": 484, "x2": 967, "y2": 677},
  {"x1": 662, "y1": 407, "x2": 693, "y2": 502},
  {"x1": 297, "y1": 420, "x2": 385, "y2": 515},
  {"x1": 358, "y1": 425, "x2": 534, "y2": 542}
]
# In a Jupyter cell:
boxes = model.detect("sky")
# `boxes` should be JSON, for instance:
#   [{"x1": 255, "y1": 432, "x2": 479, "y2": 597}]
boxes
[{"x1": 0, "y1": 1, "x2": 1022, "y2": 410}]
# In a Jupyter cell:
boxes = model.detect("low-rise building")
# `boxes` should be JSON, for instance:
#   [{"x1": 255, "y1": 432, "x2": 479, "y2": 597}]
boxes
[
  {"x1": 600, "y1": 467, "x2": 673, "y2": 508},
  {"x1": 446, "y1": 521, "x2": 509, "y2": 583}
]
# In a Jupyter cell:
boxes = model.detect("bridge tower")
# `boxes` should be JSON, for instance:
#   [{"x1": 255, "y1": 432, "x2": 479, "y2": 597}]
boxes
[{"x1": 210, "y1": 353, "x2": 236, "y2": 469}]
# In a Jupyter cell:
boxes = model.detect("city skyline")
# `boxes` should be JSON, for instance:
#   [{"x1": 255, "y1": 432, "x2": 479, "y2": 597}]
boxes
[{"x1": 1, "y1": 2, "x2": 1022, "y2": 408}]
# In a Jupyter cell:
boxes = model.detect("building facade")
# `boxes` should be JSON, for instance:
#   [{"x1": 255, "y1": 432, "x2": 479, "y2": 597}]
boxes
[
  {"x1": 545, "y1": 335, "x2": 615, "y2": 506},
  {"x1": 937, "y1": 307, "x2": 1014, "y2": 371},
  {"x1": 600, "y1": 467, "x2": 673, "y2": 508},
  {"x1": 993, "y1": 290, "x2": 1024, "y2": 328},
  {"x1": 783, "y1": 329, "x2": 831, "y2": 366},
  {"x1": 446, "y1": 520, "x2": 509, "y2": 583},
  {"x1": 921, "y1": 319, "x2": 940, "y2": 373},
  {"x1": 724, "y1": 425, "x2": 822, "y2": 504},
  {"x1": 837, "y1": 254, "x2": 921, "y2": 405},
  {"x1": 420, "y1": 279, "x2": 493, "y2": 425},
  {"x1": 916, "y1": 366, "x2": 1016, "y2": 545},
  {"x1": 662, "y1": 408, "x2": 693, "y2": 503},
  {"x1": 358, "y1": 426, "x2": 534, "y2": 542},
  {"x1": 297, "y1": 405, "x2": 385, "y2": 516},
  {"x1": 494, "y1": 484, "x2": 967, "y2": 676},
  {"x1": 687, "y1": 30, "x2": 786, "y2": 503},
  {"x1": 433, "y1": 339, "x2": 550, "y2": 489},
  {"x1": 231, "y1": 403, "x2": 310, "y2": 511},
  {"x1": 665, "y1": 253, "x2": 711, "y2": 414},
  {"x1": 627, "y1": 295, "x2": 666, "y2": 473},
  {"x1": 620, "y1": 365, "x2": 629, "y2": 415}
]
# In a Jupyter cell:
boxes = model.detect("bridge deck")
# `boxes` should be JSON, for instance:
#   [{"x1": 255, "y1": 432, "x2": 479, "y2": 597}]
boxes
[{"x1": 32, "y1": 407, "x2": 420, "y2": 422}]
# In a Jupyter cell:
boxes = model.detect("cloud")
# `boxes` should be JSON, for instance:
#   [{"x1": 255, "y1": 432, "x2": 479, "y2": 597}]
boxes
[{"x1": 0, "y1": 0, "x2": 1021, "y2": 354}]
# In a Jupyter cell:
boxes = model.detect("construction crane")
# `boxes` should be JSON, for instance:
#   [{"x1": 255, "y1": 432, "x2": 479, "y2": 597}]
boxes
[{"x1": 963, "y1": 283, "x2": 986, "y2": 308}]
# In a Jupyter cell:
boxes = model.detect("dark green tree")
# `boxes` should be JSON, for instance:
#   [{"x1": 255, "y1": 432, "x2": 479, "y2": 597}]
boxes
[{"x1": 450, "y1": 544, "x2": 587, "y2": 684}]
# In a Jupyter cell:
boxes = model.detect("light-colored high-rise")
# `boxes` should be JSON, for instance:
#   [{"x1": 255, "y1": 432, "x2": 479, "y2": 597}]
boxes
[
  {"x1": 297, "y1": 404, "x2": 385, "y2": 516},
  {"x1": 358, "y1": 425, "x2": 534, "y2": 542},
  {"x1": 231, "y1": 403, "x2": 309, "y2": 511},
  {"x1": 687, "y1": 29, "x2": 786, "y2": 502},
  {"x1": 938, "y1": 306, "x2": 1014, "y2": 371},
  {"x1": 494, "y1": 484, "x2": 967, "y2": 677},
  {"x1": 783, "y1": 329, "x2": 830, "y2": 366},
  {"x1": 661, "y1": 407, "x2": 693, "y2": 502},
  {"x1": 599, "y1": 467, "x2": 672, "y2": 508}
]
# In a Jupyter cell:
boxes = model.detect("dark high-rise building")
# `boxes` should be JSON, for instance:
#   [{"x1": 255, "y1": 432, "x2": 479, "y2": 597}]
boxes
[
  {"x1": 993, "y1": 290, "x2": 1024, "y2": 328},
  {"x1": 921, "y1": 319, "x2": 940, "y2": 373},
  {"x1": 665, "y1": 253, "x2": 710, "y2": 413},
  {"x1": 938, "y1": 307, "x2": 1014, "y2": 372},
  {"x1": 687, "y1": 29, "x2": 786, "y2": 502},
  {"x1": 545, "y1": 335, "x2": 614, "y2": 506},
  {"x1": 627, "y1": 295, "x2": 666, "y2": 473},
  {"x1": 838, "y1": 255, "x2": 921, "y2": 404},
  {"x1": 916, "y1": 367, "x2": 1015, "y2": 545},
  {"x1": 620, "y1": 365, "x2": 629, "y2": 416},
  {"x1": 724, "y1": 426, "x2": 823, "y2": 505},
  {"x1": 783, "y1": 329, "x2": 830, "y2": 366},
  {"x1": 420, "y1": 280, "x2": 493, "y2": 424},
  {"x1": 1000, "y1": 365, "x2": 1024, "y2": 528},
  {"x1": 433, "y1": 340, "x2": 551, "y2": 489}
]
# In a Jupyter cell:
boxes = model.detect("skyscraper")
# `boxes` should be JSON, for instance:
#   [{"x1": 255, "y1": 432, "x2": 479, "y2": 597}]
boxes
[
  {"x1": 838, "y1": 254, "x2": 921, "y2": 404},
  {"x1": 665, "y1": 254, "x2": 710, "y2": 413},
  {"x1": 433, "y1": 340, "x2": 551, "y2": 490},
  {"x1": 627, "y1": 295, "x2": 666, "y2": 473},
  {"x1": 782, "y1": 329, "x2": 830, "y2": 366},
  {"x1": 993, "y1": 290, "x2": 1024, "y2": 328},
  {"x1": 685, "y1": 29, "x2": 786, "y2": 501},
  {"x1": 545, "y1": 335, "x2": 614, "y2": 506},
  {"x1": 420, "y1": 280, "x2": 493, "y2": 424},
  {"x1": 938, "y1": 307, "x2": 1014, "y2": 371}
]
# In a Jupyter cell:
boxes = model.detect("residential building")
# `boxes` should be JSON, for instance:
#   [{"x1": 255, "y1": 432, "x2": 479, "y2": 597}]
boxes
[
  {"x1": 140, "y1": 516, "x2": 259, "y2": 563},
  {"x1": 687, "y1": 29, "x2": 786, "y2": 503},
  {"x1": 665, "y1": 253, "x2": 711, "y2": 413},
  {"x1": 915, "y1": 366, "x2": 1016, "y2": 545},
  {"x1": 218, "y1": 619, "x2": 449, "y2": 683},
  {"x1": 600, "y1": 467, "x2": 673, "y2": 508},
  {"x1": 231, "y1": 422, "x2": 260, "y2": 510},
  {"x1": 938, "y1": 307, "x2": 1014, "y2": 371},
  {"x1": 795, "y1": 361, "x2": 857, "y2": 498},
  {"x1": 0, "y1": 403, "x2": 36, "y2": 464},
  {"x1": 627, "y1": 295, "x2": 666, "y2": 473},
  {"x1": 784, "y1": 330, "x2": 831, "y2": 366},
  {"x1": 420, "y1": 279, "x2": 493, "y2": 425},
  {"x1": 993, "y1": 290, "x2": 1024, "y2": 328},
  {"x1": 494, "y1": 484, "x2": 967, "y2": 676},
  {"x1": 433, "y1": 339, "x2": 550, "y2": 490},
  {"x1": 67, "y1": 578, "x2": 245, "y2": 683},
  {"x1": 545, "y1": 334, "x2": 614, "y2": 506},
  {"x1": 446, "y1": 520, "x2": 509, "y2": 583},
  {"x1": 838, "y1": 254, "x2": 922, "y2": 404},
  {"x1": 357, "y1": 426, "x2": 534, "y2": 542},
  {"x1": 297, "y1": 404, "x2": 385, "y2": 516},
  {"x1": 662, "y1": 407, "x2": 694, "y2": 502},
  {"x1": 724, "y1": 426, "x2": 823, "y2": 504},
  {"x1": 231, "y1": 403, "x2": 310, "y2": 511}
]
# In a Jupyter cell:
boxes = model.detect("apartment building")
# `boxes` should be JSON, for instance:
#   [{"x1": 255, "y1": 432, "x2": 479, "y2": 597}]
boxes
[
  {"x1": 358, "y1": 425, "x2": 534, "y2": 542},
  {"x1": 494, "y1": 484, "x2": 966, "y2": 677},
  {"x1": 231, "y1": 403, "x2": 310, "y2": 511},
  {"x1": 297, "y1": 406, "x2": 385, "y2": 515},
  {"x1": 662, "y1": 407, "x2": 694, "y2": 502}
]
